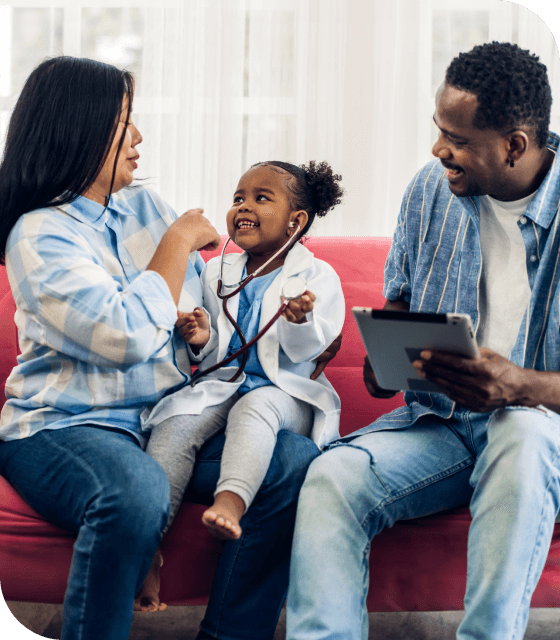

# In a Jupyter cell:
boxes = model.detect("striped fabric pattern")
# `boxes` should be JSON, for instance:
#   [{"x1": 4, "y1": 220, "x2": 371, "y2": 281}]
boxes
[{"x1": 356, "y1": 132, "x2": 560, "y2": 432}]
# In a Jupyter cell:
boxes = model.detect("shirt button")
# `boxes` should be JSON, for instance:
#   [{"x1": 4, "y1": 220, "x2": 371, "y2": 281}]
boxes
[
  {"x1": 530, "y1": 255, "x2": 538, "y2": 262},
  {"x1": 519, "y1": 216, "x2": 527, "y2": 225},
  {"x1": 123, "y1": 258, "x2": 130, "y2": 266}
]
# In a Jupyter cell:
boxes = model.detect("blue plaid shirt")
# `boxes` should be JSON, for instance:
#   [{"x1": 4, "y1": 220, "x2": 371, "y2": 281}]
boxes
[
  {"x1": 382, "y1": 131, "x2": 560, "y2": 423},
  {"x1": 0, "y1": 186, "x2": 204, "y2": 445}
]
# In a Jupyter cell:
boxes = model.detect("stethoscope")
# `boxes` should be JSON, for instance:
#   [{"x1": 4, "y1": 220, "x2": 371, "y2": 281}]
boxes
[{"x1": 190, "y1": 224, "x2": 306, "y2": 386}]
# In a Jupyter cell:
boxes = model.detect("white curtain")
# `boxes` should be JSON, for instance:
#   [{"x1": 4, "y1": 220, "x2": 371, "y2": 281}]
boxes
[
  {"x1": 0, "y1": 0, "x2": 559, "y2": 237},
  {"x1": 134, "y1": 0, "x2": 347, "y2": 235},
  {"x1": 134, "y1": 0, "x2": 560, "y2": 237}
]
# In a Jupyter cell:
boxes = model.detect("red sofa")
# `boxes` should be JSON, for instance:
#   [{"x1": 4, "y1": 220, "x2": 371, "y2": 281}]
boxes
[{"x1": 2, "y1": 236, "x2": 560, "y2": 614}]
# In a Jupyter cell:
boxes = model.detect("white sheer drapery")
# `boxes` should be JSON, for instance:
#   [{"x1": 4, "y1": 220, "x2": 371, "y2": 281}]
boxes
[
  {"x1": 134, "y1": 0, "x2": 560, "y2": 237},
  {"x1": 0, "y1": 0, "x2": 558, "y2": 237}
]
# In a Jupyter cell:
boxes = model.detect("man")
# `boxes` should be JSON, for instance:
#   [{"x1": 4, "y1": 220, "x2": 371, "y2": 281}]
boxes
[{"x1": 286, "y1": 42, "x2": 560, "y2": 640}]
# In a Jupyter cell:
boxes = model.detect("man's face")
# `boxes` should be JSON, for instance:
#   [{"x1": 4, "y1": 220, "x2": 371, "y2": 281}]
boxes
[{"x1": 432, "y1": 84, "x2": 512, "y2": 200}]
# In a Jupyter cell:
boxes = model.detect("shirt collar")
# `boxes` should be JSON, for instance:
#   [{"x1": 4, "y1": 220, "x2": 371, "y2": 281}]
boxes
[
  {"x1": 58, "y1": 189, "x2": 137, "y2": 231},
  {"x1": 514, "y1": 131, "x2": 560, "y2": 229}
]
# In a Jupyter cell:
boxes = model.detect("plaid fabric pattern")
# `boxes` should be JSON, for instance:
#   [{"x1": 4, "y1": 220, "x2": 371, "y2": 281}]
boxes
[{"x1": 0, "y1": 186, "x2": 204, "y2": 444}]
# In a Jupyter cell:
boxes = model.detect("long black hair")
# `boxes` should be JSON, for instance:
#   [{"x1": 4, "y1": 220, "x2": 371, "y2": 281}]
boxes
[{"x1": 0, "y1": 56, "x2": 134, "y2": 264}]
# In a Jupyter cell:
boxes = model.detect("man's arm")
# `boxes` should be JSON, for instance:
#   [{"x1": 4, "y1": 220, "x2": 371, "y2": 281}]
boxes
[
  {"x1": 362, "y1": 298, "x2": 410, "y2": 398},
  {"x1": 310, "y1": 332, "x2": 342, "y2": 380},
  {"x1": 413, "y1": 347, "x2": 560, "y2": 414}
]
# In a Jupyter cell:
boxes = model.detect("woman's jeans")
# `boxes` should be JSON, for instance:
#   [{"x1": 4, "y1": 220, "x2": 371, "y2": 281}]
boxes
[
  {"x1": 286, "y1": 406, "x2": 560, "y2": 640},
  {"x1": 0, "y1": 425, "x2": 319, "y2": 640}
]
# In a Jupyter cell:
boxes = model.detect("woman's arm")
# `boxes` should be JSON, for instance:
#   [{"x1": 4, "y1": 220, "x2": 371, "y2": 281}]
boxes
[
  {"x1": 7, "y1": 209, "x2": 217, "y2": 368},
  {"x1": 146, "y1": 208, "x2": 219, "y2": 305}
]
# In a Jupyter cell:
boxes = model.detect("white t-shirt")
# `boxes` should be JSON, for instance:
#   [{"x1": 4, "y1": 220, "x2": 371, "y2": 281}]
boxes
[{"x1": 477, "y1": 191, "x2": 536, "y2": 358}]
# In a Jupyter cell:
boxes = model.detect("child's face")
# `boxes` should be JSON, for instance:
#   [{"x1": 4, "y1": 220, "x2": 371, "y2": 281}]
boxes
[{"x1": 226, "y1": 165, "x2": 299, "y2": 255}]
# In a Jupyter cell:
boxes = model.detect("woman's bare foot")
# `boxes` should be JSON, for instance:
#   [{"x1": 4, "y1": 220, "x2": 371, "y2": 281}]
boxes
[
  {"x1": 202, "y1": 491, "x2": 245, "y2": 540},
  {"x1": 134, "y1": 548, "x2": 167, "y2": 612}
]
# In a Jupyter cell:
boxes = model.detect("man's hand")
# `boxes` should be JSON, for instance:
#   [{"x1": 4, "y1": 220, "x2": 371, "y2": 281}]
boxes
[
  {"x1": 282, "y1": 291, "x2": 315, "y2": 324},
  {"x1": 412, "y1": 347, "x2": 529, "y2": 412},
  {"x1": 310, "y1": 332, "x2": 342, "y2": 380},
  {"x1": 363, "y1": 356, "x2": 399, "y2": 398},
  {"x1": 176, "y1": 308, "x2": 210, "y2": 348}
]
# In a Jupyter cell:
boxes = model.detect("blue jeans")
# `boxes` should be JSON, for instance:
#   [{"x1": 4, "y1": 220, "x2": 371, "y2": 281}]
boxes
[
  {"x1": 0, "y1": 426, "x2": 319, "y2": 640},
  {"x1": 286, "y1": 406, "x2": 560, "y2": 640}
]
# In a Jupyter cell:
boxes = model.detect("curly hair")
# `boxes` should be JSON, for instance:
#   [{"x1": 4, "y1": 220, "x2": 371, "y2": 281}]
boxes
[
  {"x1": 251, "y1": 160, "x2": 344, "y2": 236},
  {"x1": 445, "y1": 41, "x2": 551, "y2": 147}
]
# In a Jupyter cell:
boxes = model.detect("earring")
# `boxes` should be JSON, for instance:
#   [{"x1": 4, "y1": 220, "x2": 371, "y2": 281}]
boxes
[{"x1": 509, "y1": 159, "x2": 515, "y2": 168}]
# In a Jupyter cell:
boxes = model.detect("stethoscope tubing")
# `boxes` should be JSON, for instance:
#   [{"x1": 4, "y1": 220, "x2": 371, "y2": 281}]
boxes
[
  {"x1": 190, "y1": 226, "x2": 302, "y2": 386},
  {"x1": 189, "y1": 300, "x2": 289, "y2": 386}
]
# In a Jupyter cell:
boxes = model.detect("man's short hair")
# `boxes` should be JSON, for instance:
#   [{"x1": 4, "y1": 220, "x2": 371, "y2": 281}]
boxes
[{"x1": 445, "y1": 41, "x2": 552, "y2": 147}]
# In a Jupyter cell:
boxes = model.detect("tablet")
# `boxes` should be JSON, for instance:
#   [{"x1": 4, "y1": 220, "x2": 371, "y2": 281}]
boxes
[{"x1": 352, "y1": 308, "x2": 479, "y2": 393}]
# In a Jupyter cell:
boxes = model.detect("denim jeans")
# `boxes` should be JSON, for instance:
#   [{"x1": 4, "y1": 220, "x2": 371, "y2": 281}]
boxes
[
  {"x1": 0, "y1": 426, "x2": 319, "y2": 640},
  {"x1": 286, "y1": 406, "x2": 560, "y2": 640}
]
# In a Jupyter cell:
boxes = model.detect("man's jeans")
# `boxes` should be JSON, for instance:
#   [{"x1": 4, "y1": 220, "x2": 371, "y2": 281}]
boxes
[
  {"x1": 0, "y1": 426, "x2": 319, "y2": 640},
  {"x1": 286, "y1": 406, "x2": 560, "y2": 640}
]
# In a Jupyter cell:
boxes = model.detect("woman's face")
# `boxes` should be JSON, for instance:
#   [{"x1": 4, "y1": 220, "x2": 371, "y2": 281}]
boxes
[{"x1": 83, "y1": 97, "x2": 142, "y2": 205}]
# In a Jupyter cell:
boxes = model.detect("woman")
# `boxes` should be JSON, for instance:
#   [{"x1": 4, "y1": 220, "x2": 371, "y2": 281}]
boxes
[{"x1": 0, "y1": 56, "x2": 320, "y2": 640}]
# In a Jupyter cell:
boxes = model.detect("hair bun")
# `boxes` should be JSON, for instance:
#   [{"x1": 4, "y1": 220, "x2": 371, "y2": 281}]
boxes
[{"x1": 302, "y1": 160, "x2": 344, "y2": 218}]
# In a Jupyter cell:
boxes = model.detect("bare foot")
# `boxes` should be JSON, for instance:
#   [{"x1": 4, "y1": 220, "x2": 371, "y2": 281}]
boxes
[
  {"x1": 134, "y1": 549, "x2": 167, "y2": 612},
  {"x1": 202, "y1": 491, "x2": 245, "y2": 540}
]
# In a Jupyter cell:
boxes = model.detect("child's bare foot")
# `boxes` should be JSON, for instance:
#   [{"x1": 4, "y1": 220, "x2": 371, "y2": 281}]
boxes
[
  {"x1": 202, "y1": 491, "x2": 245, "y2": 540},
  {"x1": 134, "y1": 549, "x2": 167, "y2": 612}
]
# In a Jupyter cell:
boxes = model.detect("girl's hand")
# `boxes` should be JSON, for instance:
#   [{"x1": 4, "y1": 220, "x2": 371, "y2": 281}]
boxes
[
  {"x1": 282, "y1": 291, "x2": 315, "y2": 324},
  {"x1": 176, "y1": 308, "x2": 210, "y2": 348}
]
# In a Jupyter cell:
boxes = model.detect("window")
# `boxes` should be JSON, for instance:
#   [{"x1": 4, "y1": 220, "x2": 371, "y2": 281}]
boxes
[{"x1": 1, "y1": 0, "x2": 558, "y2": 236}]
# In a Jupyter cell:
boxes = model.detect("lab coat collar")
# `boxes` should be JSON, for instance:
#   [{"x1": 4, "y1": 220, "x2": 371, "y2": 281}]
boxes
[{"x1": 219, "y1": 240, "x2": 314, "y2": 280}]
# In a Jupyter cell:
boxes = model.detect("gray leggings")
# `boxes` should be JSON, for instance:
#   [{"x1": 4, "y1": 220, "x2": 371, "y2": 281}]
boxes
[{"x1": 145, "y1": 385, "x2": 313, "y2": 529}]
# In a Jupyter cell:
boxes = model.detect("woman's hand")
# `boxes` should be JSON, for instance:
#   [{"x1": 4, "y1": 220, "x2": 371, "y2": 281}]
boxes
[
  {"x1": 282, "y1": 290, "x2": 315, "y2": 324},
  {"x1": 176, "y1": 308, "x2": 210, "y2": 349},
  {"x1": 147, "y1": 208, "x2": 220, "y2": 305},
  {"x1": 169, "y1": 208, "x2": 221, "y2": 252}
]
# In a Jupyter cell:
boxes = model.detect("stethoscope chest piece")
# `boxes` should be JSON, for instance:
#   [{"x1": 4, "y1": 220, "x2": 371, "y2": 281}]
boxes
[{"x1": 282, "y1": 276, "x2": 307, "y2": 301}]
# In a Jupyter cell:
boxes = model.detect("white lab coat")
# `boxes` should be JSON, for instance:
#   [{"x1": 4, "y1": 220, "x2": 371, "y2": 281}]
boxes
[{"x1": 142, "y1": 241, "x2": 345, "y2": 449}]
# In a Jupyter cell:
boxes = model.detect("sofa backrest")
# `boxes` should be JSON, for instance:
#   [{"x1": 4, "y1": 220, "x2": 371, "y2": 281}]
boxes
[{"x1": 0, "y1": 236, "x2": 404, "y2": 437}]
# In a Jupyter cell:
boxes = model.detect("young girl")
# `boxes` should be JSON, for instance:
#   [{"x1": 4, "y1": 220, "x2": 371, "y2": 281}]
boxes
[{"x1": 136, "y1": 160, "x2": 344, "y2": 611}]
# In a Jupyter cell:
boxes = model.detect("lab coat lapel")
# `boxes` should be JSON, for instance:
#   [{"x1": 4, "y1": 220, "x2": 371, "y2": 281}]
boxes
[
  {"x1": 257, "y1": 242, "x2": 315, "y2": 380},
  {"x1": 216, "y1": 251, "x2": 249, "y2": 360}
]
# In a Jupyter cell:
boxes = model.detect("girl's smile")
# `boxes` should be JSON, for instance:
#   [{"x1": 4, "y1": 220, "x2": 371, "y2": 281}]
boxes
[{"x1": 226, "y1": 165, "x2": 307, "y2": 274}]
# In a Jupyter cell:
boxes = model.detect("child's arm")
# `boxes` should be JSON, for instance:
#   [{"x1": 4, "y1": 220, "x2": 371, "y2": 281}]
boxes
[
  {"x1": 176, "y1": 307, "x2": 210, "y2": 349},
  {"x1": 277, "y1": 264, "x2": 345, "y2": 365},
  {"x1": 282, "y1": 291, "x2": 315, "y2": 324}
]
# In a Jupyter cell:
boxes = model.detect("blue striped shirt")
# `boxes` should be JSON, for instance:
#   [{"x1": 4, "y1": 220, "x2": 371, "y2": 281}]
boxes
[
  {"x1": 381, "y1": 132, "x2": 560, "y2": 423},
  {"x1": 0, "y1": 186, "x2": 204, "y2": 445}
]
